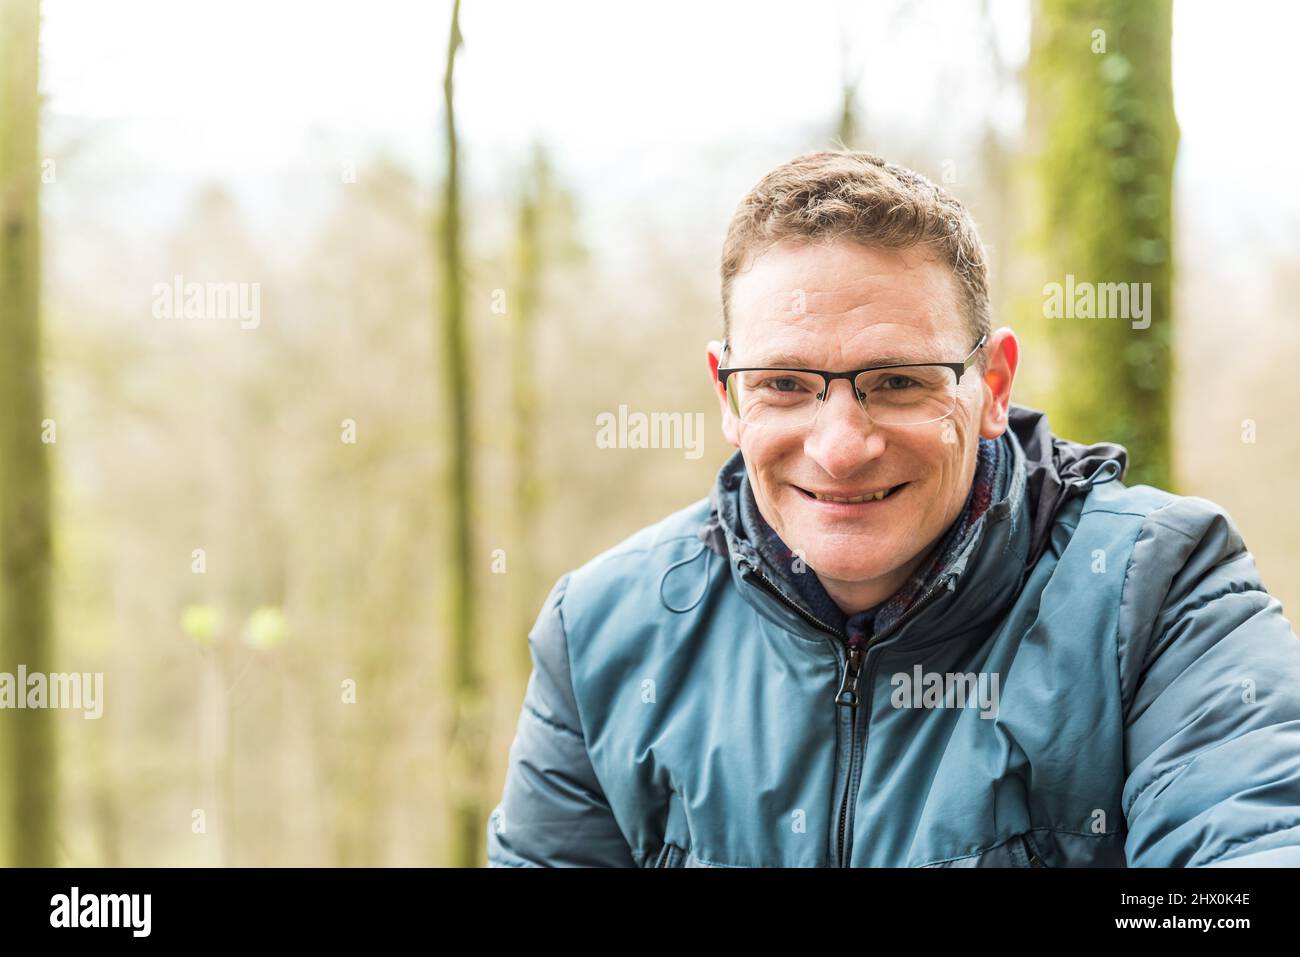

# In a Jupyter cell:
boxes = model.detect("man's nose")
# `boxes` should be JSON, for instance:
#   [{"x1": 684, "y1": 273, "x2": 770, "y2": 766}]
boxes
[{"x1": 802, "y1": 379, "x2": 886, "y2": 478}]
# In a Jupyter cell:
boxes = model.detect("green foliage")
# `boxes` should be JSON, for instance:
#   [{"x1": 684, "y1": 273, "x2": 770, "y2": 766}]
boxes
[
  {"x1": 181, "y1": 604, "x2": 223, "y2": 645},
  {"x1": 241, "y1": 607, "x2": 287, "y2": 651}
]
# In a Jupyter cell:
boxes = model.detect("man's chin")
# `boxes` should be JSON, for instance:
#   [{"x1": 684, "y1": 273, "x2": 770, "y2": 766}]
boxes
[{"x1": 803, "y1": 555, "x2": 901, "y2": 587}]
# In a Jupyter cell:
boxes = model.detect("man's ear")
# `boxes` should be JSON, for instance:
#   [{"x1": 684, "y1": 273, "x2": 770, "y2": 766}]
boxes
[
  {"x1": 978, "y1": 327, "x2": 1019, "y2": 440},
  {"x1": 707, "y1": 340, "x2": 741, "y2": 449}
]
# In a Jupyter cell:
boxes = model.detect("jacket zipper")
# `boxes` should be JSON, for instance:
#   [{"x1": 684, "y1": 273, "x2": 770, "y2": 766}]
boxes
[
  {"x1": 832, "y1": 582, "x2": 951, "y2": 867},
  {"x1": 741, "y1": 566, "x2": 845, "y2": 640},
  {"x1": 1021, "y1": 834, "x2": 1046, "y2": 868},
  {"x1": 742, "y1": 563, "x2": 952, "y2": 868},
  {"x1": 834, "y1": 642, "x2": 864, "y2": 866},
  {"x1": 740, "y1": 567, "x2": 860, "y2": 866}
]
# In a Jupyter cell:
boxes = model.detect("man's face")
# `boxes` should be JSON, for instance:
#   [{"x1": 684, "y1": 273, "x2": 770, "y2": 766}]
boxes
[{"x1": 708, "y1": 239, "x2": 1016, "y2": 612}]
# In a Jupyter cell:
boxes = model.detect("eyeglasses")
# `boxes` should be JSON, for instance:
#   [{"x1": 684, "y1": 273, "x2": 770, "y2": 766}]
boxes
[{"x1": 717, "y1": 334, "x2": 987, "y2": 430}]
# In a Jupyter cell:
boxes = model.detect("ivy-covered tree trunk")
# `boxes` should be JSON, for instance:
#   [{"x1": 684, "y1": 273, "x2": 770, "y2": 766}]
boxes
[
  {"x1": 0, "y1": 0, "x2": 56, "y2": 867},
  {"x1": 437, "y1": 0, "x2": 484, "y2": 868},
  {"x1": 1027, "y1": 0, "x2": 1179, "y2": 489}
]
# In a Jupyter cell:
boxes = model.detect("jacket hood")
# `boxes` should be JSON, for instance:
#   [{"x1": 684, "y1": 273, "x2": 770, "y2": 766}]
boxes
[
  {"x1": 1006, "y1": 402, "x2": 1129, "y2": 570},
  {"x1": 700, "y1": 402, "x2": 1129, "y2": 581}
]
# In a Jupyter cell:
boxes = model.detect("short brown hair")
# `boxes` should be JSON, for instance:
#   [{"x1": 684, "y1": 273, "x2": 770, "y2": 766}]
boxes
[{"x1": 720, "y1": 150, "x2": 990, "y2": 365}]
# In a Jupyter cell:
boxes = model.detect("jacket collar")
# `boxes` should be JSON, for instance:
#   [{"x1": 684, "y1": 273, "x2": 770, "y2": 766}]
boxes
[
  {"x1": 1007, "y1": 402, "x2": 1128, "y2": 569},
  {"x1": 697, "y1": 402, "x2": 1128, "y2": 647}
]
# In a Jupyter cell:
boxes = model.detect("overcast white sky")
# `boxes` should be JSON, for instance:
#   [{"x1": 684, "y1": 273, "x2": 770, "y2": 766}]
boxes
[{"x1": 37, "y1": 0, "x2": 1300, "y2": 263}]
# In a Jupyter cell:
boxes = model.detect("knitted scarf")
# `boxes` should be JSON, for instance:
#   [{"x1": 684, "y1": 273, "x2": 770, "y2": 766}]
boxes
[{"x1": 738, "y1": 435, "x2": 1010, "y2": 648}]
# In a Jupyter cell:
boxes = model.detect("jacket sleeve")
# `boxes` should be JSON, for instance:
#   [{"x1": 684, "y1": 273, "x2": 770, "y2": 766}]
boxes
[
  {"x1": 1120, "y1": 496, "x2": 1300, "y2": 866},
  {"x1": 486, "y1": 573, "x2": 638, "y2": 867}
]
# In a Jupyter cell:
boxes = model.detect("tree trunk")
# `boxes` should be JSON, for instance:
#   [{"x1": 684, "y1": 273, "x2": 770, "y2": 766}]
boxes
[
  {"x1": 0, "y1": 0, "x2": 56, "y2": 867},
  {"x1": 437, "y1": 0, "x2": 484, "y2": 868},
  {"x1": 1027, "y1": 0, "x2": 1179, "y2": 489}
]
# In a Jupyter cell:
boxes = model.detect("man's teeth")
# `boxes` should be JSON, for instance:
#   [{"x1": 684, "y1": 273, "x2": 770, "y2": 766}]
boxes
[{"x1": 813, "y1": 486, "x2": 894, "y2": 503}]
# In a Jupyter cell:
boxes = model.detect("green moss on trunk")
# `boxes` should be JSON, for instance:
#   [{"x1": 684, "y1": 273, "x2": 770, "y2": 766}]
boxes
[{"x1": 1028, "y1": 0, "x2": 1179, "y2": 489}]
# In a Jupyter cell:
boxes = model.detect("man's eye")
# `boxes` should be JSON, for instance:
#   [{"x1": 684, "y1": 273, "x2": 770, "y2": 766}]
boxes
[
  {"x1": 881, "y1": 375, "x2": 918, "y2": 391},
  {"x1": 763, "y1": 376, "x2": 807, "y2": 393}
]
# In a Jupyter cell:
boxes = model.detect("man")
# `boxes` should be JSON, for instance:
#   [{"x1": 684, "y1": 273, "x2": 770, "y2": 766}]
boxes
[{"x1": 486, "y1": 150, "x2": 1300, "y2": 867}]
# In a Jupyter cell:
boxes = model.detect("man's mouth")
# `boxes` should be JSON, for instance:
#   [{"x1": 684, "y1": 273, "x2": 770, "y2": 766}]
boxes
[{"x1": 796, "y1": 482, "x2": 909, "y2": 504}]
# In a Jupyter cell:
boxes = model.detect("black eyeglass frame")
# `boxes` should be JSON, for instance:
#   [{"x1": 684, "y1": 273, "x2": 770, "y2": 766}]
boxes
[{"x1": 716, "y1": 333, "x2": 988, "y2": 424}]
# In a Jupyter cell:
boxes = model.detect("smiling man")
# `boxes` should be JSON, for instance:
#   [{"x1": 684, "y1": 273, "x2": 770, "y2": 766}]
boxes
[
  {"x1": 712, "y1": 238, "x2": 1006, "y2": 620},
  {"x1": 488, "y1": 150, "x2": 1300, "y2": 868}
]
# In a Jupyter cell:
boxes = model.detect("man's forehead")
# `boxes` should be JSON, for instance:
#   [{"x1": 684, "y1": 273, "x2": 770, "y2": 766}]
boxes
[
  {"x1": 728, "y1": 293, "x2": 962, "y2": 352},
  {"x1": 733, "y1": 271, "x2": 950, "y2": 320},
  {"x1": 727, "y1": 242, "x2": 966, "y2": 358},
  {"x1": 730, "y1": 239, "x2": 960, "y2": 309}
]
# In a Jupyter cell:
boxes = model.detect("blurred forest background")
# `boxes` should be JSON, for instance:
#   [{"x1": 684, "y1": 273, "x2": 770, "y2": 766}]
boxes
[{"x1": 0, "y1": 0, "x2": 1296, "y2": 866}]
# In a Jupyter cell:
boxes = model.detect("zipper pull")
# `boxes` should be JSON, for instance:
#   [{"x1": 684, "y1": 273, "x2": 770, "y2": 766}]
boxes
[
  {"x1": 1021, "y1": 834, "x2": 1046, "y2": 867},
  {"x1": 835, "y1": 645, "x2": 864, "y2": 707}
]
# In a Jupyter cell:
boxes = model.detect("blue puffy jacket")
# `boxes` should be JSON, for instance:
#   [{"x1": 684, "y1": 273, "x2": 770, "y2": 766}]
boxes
[{"x1": 487, "y1": 403, "x2": 1300, "y2": 867}]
